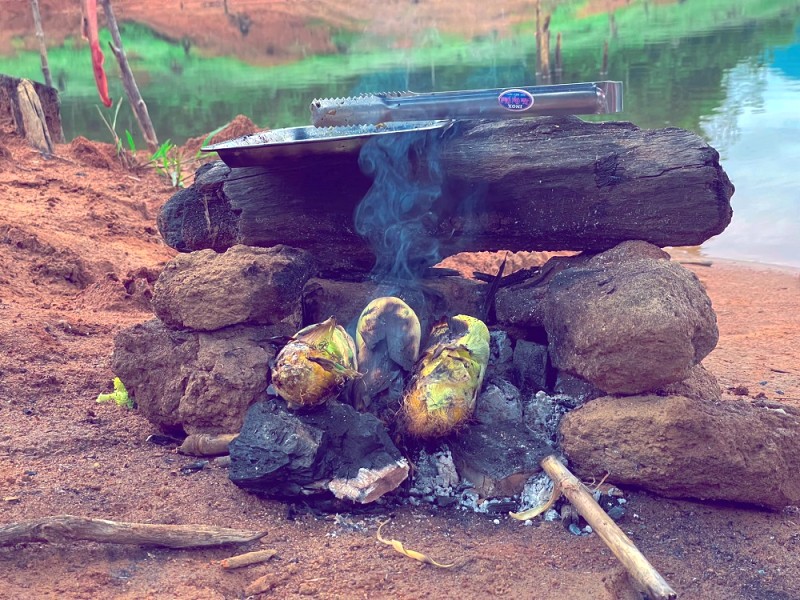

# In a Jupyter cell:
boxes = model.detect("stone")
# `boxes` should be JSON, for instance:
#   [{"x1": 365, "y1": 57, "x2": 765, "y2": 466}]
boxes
[
  {"x1": 450, "y1": 380, "x2": 552, "y2": 497},
  {"x1": 152, "y1": 244, "x2": 316, "y2": 331},
  {"x1": 112, "y1": 318, "x2": 290, "y2": 434},
  {"x1": 495, "y1": 254, "x2": 590, "y2": 334},
  {"x1": 543, "y1": 243, "x2": 718, "y2": 394},
  {"x1": 485, "y1": 330, "x2": 514, "y2": 383},
  {"x1": 658, "y1": 363, "x2": 721, "y2": 401},
  {"x1": 553, "y1": 372, "x2": 605, "y2": 403},
  {"x1": 512, "y1": 339, "x2": 549, "y2": 394},
  {"x1": 229, "y1": 399, "x2": 407, "y2": 502},
  {"x1": 559, "y1": 394, "x2": 800, "y2": 509},
  {"x1": 477, "y1": 380, "x2": 524, "y2": 423}
]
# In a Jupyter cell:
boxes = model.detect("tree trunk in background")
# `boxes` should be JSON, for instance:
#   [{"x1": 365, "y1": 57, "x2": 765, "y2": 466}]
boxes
[
  {"x1": 29, "y1": 0, "x2": 53, "y2": 88},
  {"x1": 100, "y1": 0, "x2": 159, "y2": 152}
]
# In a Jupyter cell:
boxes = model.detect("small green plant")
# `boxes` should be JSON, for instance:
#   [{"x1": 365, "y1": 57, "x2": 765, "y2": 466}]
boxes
[
  {"x1": 124, "y1": 129, "x2": 136, "y2": 153},
  {"x1": 97, "y1": 377, "x2": 134, "y2": 409},
  {"x1": 94, "y1": 105, "x2": 231, "y2": 188},
  {"x1": 95, "y1": 99, "x2": 138, "y2": 169},
  {"x1": 148, "y1": 139, "x2": 186, "y2": 188}
]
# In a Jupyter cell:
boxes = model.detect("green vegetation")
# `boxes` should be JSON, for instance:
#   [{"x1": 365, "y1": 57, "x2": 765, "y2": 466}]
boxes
[
  {"x1": 97, "y1": 377, "x2": 134, "y2": 409},
  {"x1": 0, "y1": 1, "x2": 797, "y2": 144}
]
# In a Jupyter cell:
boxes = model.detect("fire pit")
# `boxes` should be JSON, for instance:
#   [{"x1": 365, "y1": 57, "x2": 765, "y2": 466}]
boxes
[{"x1": 119, "y1": 107, "x2": 739, "y2": 512}]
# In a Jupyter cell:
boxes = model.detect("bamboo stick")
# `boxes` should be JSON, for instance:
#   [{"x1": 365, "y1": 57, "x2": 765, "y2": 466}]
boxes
[
  {"x1": 99, "y1": 0, "x2": 159, "y2": 152},
  {"x1": 540, "y1": 456, "x2": 677, "y2": 600},
  {"x1": 0, "y1": 515, "x2": 265, "y2": 548},
  {"x1": 220, "y1": 548, "x2": 277, "y2": 569},
  {"x1": 179, "y1": 433, "x2": 239, "y2": 456},
  {"x1": 29, "y1": 0, "x2": 53, "y2": 88}
]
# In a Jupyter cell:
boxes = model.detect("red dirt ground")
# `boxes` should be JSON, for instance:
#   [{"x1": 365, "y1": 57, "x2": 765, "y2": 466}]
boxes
[{"x1": 1, "y1": 127, "x2": 799, "y2": 599}]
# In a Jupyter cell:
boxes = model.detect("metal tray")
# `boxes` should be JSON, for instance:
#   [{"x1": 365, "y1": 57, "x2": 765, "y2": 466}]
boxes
[{"x1": 202, "y1": 120, "x2": 453, "y2": 168}]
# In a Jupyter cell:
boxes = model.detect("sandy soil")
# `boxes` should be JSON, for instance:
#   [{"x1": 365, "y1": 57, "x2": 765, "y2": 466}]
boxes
[{"x1": 1, "y1": 128, "x2": 799, "y2": 600}]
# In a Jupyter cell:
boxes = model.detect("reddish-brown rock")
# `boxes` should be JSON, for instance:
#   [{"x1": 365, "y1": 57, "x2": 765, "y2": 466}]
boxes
[{"x1": 560, "y1": 394, "x2": 800, "y2": 509}]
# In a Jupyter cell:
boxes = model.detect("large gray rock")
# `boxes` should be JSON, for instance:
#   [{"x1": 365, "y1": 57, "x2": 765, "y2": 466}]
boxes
[
  {"x1": 112, "y1": 319, "x2": 291, "y2": 434},
  {"x1": 153, "y1": 244, "x2": 316, "y2": 331},
  {"x1": 229, "y1": 399, "x2": 408, "y2": 503},
  {"x1": 543, "y1": 242, "x2": 718, "y2": 394},
  {"x1": 560, "y1": 395, "x2": 800, "y2": 509}
]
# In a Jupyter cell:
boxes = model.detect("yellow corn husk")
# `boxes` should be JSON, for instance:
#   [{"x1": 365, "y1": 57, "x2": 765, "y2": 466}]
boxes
[
  {"x1": 354, "y1": 297, "x2": 421, "y2": 408},
  {"x1": 401, "y1": 315, "x2": 490, "y2": 438},
  {"x1": 271, "y1": 317, "x2": 359, "y2": 409}
]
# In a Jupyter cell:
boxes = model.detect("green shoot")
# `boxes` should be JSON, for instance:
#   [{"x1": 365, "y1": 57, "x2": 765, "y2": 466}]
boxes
[
  {"x1": 97, "y1": 377, "x2": 134, "y2": 409},
  {"x1": 125, "y1": 129, "x2": 136, "y2": 153}
]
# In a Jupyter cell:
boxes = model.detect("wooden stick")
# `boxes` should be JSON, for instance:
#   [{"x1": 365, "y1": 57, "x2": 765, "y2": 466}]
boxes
[
  {"x1": 179, "y1": 433, "x2": 238, "y2": 456},
  {"x1": 220, "y1": 548, "x2": 277, "y2": 569},
  {"x1": 99, "y1": 0, "x2": 159, "y2": 152},
  {"x1": 0, "y1": 515, "x2": 265, "y2": 548},
  {"x1": 540, "y1": 456, "x2": 677, "y2": 600},
  {"x1": 29, "y1": 0, "x2": 53, "y2": 88},
  {"x1": 245, "y1": 574, "x2": 277, "y2": 596}
]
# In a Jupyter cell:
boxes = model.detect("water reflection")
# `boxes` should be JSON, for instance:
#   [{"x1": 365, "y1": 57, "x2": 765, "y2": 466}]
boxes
[{"x1": 702, "y1": 63, "x2": 800, "y2": 268}]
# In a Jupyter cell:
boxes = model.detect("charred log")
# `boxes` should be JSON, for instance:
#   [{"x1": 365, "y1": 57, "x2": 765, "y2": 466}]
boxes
[{"x1": 158, "y1": 117, "x2": 733, "y2": 277}]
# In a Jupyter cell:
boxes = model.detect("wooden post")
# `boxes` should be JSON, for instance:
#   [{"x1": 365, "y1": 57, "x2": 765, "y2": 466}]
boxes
[
  {"x1": 99, "y1": 0, "x2": 159, "y2": 152},
  {"x1": 541, "y1": 15, "x2": 551, "y2": 82},
  {"x1": 29, "y1": 0, "x2": 53, "y2": 88},
  {"x1": 535, "y1": 2, "x2": 542, "y2": 81},
  {"x1": 555, "y1": 32, "x2": 563, "y2": 82},
  {"x1": 540, "y1": 456, "x2": 677, "y2": 600},
  {"x1": 601, "y1": 40, "x2": 609, "y2": 76}
]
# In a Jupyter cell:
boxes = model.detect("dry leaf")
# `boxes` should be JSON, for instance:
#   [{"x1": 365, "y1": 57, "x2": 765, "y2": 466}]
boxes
[{"x1": 376, "y1": 520, "x2": 455, "y2": 568}]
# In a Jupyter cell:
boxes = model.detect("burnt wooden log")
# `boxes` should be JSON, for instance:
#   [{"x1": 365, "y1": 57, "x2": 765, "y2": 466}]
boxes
[{"x1": 158, "y1": 117, "x2": 733, "y2": 277}]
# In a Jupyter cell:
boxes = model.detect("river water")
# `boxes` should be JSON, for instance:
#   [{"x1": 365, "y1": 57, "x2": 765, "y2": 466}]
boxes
[{"x1": 2, "y1": 0, "x2": 799, "y2": 268}]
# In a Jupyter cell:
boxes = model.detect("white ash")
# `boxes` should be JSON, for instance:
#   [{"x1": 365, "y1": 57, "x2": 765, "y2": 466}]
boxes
[
  {"x1": 523, "y1": 391, "x2": 580, "y2": 444},
  {"x1": 457, "y1": 488, "x2": 516, "y2": 514},
  {"x1": 517, "y1": 472, "x2": 555, "y2": 514},
  {"x1": 408, "y1": 448, "x2": 459, "y2": 497}
]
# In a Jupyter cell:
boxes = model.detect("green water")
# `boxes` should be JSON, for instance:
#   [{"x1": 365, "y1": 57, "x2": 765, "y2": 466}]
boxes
[{"x1": 2, "y1": 0, "x2": 800, "y2": 267}]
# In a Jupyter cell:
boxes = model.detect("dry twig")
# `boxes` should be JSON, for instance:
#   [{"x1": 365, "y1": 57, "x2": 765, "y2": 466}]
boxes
[{"x1": 0, "y1": 515, "x2": 265, "y2": 548}]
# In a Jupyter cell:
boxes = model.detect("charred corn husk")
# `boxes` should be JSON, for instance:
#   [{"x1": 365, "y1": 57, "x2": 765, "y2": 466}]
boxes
[
  {"x1": 354, "y1": 297, "x2": 421, "y2": 409},
  {"x1": 402, "y1": 315, "x2": 490, "y2": 438},
  {"x1": 271, "y1": 317, "x2": 359, "y2": 409}
]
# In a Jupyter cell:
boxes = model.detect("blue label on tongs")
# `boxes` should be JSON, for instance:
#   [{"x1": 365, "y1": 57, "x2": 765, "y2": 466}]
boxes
[{"x1": 498, "y1": 88, "x2": 534, "y2": 111}]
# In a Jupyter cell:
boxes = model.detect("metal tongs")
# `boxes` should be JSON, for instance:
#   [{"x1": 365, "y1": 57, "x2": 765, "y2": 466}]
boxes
[{"x1": 310, "y1": 81, "x2": 622, "y2": 127}]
